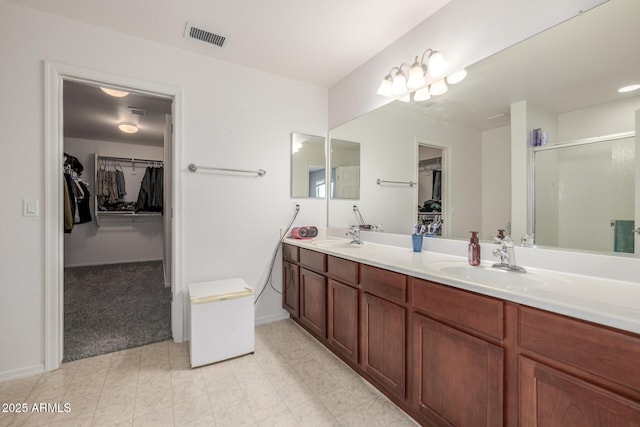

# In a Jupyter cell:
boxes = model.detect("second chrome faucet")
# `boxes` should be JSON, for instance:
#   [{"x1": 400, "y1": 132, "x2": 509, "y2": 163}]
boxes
[{"x1": 492, "y1": 236, "x2": 526, "y2": 273}]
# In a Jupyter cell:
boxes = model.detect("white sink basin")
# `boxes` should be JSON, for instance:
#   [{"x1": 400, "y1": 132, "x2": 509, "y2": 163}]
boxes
[
  {"x1": 430, "y1": 262, "x2": 550, "y2": 290},
  {"x1": 311, "y1": 239, "x2": 363, "y2": 249}
]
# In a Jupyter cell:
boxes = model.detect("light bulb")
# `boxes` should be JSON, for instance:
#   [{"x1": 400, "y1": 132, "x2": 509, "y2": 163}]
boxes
[
  {"x1": 446, "y1": 69, "x2": 467, "y2": 84},
  {"x1": 429, "y1": 79, "x2": 448, "y2": 96},
  {"x1": 391, "y1": 70, "x2": 408, "y2": 95},
  {"x1": 407, "y1": 58, "x2": 427, "y2": 90},
  {"x1": 427, "y1": 51, "x2": 449, "y2": 78},
  {"x1": 376, "y1": 75, "x2": 393, "y2": 97},
  {"x1": 413, "y1": 87, "x2": 431, "y2": 102}
]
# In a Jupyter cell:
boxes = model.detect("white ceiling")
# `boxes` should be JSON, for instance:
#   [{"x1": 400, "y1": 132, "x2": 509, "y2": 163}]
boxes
[
  {"x1": 63, "y1": 81, "x2": 173, "y2": 145},
  {"x1": 9, "y1": 0, "x2": 452, "y2": 87},
  {"x1": 12, "y1": 0, "x2": 452, "y2": 144}
]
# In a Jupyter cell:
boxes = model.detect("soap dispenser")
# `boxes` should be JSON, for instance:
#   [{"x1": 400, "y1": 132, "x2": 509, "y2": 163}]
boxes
[{"x1": 468, "y1": 231, "x2": 481, "y2": 266}]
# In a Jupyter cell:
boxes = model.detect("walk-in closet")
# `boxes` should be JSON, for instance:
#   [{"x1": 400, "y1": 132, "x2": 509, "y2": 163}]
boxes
[{"x1": 62, "y1": 80, "x2": 174, "y2": 361}]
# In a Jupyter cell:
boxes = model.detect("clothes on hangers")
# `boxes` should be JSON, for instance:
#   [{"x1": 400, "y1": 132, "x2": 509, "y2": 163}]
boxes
[
  {"x1": 63, "y1": 155, "x2": 92, "y2": 233},
  {"x1": 97, "y1": 159, "x2": 127, "y2": 205},
  {"x1": 136, "y1": 166, "x2": 163, "y2": 213}
]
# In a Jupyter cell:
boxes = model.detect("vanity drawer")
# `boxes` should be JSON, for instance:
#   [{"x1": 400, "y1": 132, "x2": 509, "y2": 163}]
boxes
[
  {"x1": 299, "y1": 248, "x2": 326, "y2": 273},
  {"x1": 411, "y1": 278, "x2": 504, "y2": 341},
  {"x1": 519, "y1": 306, "x2": 640, "y2": 391},
  {"x1": 328, "y1": 256, "x2": 358, "y2": 286},
  {"x1": 283, "y1": 243, "x2": 299, "y2": 262},
  {"x1": 360, "y1": 264, "x2": 406, "y2": 304}
]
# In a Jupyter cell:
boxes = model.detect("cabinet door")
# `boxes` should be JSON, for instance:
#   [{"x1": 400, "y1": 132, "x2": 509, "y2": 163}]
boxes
[
  {"x1": 282, "y1": 261, "x2": 299, "y2": 318},
  {"x1": 328, "y1": 279, "x2": 359, "y2": 364},
  {"x1": 299, "y1": 268, "x2": 327, "y2": 339},
  {"x1": 412, "y1": 313, "x2": 503, "y2": 427},
  {"x1": 520, "y1": 356, "x2": 640, "y2": 426},
  {"x1": 361, "y1": 292, "x2": 406, "y2": 400}
]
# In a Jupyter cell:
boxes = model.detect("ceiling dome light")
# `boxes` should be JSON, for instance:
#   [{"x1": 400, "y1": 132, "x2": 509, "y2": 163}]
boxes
[
  {"x1": 618, "y1": 84, "x2": 640, "y2": 93},
  {"x1": 118, "y1": 122, "x2": 138, "y2": 133},
  {"x1": 413, "y1": 87, "x2": 431, "y2": 102},
  {"x1": 427, "y1": 51, "x2": 448, "y2": 78},
  {"x1": 429, "y1": 79, "x2": 448, "y2": 96},
  {"x1": 100, "y1": 87, "x2": 129, "y2": 98},
  {"x1": 446, "y1": 69, "x2": 467, "y2": 85}
]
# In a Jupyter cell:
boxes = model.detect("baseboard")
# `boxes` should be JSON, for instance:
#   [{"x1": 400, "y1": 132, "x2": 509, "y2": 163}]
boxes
[
  {"x1": 0, "y1": 364, "x2": 44, "y2": 382},
  {"x1": 255, "y1": 311, "x2": 290, "y2": 326},
  {"x1": 64, "y1": 258, "x2": 163, "y2": 268}
]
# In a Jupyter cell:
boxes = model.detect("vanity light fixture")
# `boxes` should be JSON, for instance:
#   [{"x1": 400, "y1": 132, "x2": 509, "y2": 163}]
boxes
[
  {"x1": 118, "y1": 122, "x2": 138, "y2": 134},
  {"x1": 618, "y1": 84, "x2": 640, "y2": 93},
  {"x1": 100, "y1": 87, "x2": 129, "y2": 98},
  {"x1": 377, "y1": 49, "x2": 466, "y2": 101}
]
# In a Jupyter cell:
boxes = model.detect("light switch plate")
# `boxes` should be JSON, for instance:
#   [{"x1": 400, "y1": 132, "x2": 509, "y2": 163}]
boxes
[{"x1": 23, "y1": 199, "x2": 39, "y2": 217}]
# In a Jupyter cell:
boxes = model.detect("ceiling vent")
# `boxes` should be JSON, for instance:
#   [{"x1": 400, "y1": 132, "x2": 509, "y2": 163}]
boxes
[
  {"x1": 184, "y1": 22, "x2": 228, "y2": 48},
  {"x1": 128, "y1": 107, "x2": 147, "y2": 117}
]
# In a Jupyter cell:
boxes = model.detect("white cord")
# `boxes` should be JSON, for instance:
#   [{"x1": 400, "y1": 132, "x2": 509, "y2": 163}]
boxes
[{"x1": 254, "y1": 204, "x2": 300, "y2": 304}]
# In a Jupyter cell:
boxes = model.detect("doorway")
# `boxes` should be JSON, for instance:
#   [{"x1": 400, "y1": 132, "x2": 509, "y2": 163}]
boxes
[
  {"x1": 417, "y1": 143, "x2": 447, "y2": 236},
  {"x1": 44, "y1": 62, "x2": 184, "y2": 371},
  {"x1": 62, "y1": 80, "x2": 173, "y2": 361}
]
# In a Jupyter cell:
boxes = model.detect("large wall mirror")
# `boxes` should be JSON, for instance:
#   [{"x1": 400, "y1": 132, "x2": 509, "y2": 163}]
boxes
[
  {"x1": 291, "y1": 133, "x2": 326, "y2": 198},
  {"x1": 327, "y1": 0, "x2": 640, "y2": 255}
]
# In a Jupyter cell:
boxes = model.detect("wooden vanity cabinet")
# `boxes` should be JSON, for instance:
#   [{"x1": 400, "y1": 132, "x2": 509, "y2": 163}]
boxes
[
  {"x1": 360, "y1": 265, "x2": 408, "y2": 400},
  {"x1": 327, "y1": 256, "x2": 360, "y2": 364},
  {"x1": 282, "y1": 244, "x2": 299, "y2": 318},
  {"x1": 299, "y1": 267, "x2": 327, "y2": 339},
  {"x1": 411, "y1": 278, "x2": 505, "y2": 427},
  {"x1": 297, "y1": 248, "x2": 327, "y2": 339},
  {"x1": 518, "y1": 306, "x2": 640, "y2": 426},
  {"x1": 282, "y1": 244, "x2": 640, "y2": 427}
]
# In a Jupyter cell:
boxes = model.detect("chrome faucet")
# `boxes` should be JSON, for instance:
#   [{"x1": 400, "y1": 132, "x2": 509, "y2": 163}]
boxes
[
  {"x1": 492, "y1": 236, "x2": 526, "y2": 273},
  {"x1": 346, "y1": 225, "x2": 364, "y2": 246}
]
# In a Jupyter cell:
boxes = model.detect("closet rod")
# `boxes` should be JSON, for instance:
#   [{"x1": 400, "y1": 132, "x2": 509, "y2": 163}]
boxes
[
  {"x1": 377, "y1": 178, "x2": 416, "y2": 187},
  {"x1": 188, "y1": 163, "x2": 266, "y2": 177},
  {"x1": 98, "y1": 155, "x2": 164, "y2": 165}
]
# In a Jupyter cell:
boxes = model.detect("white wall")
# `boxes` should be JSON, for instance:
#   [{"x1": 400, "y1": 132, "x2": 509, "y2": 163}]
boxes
[
  {"x1": 0, "y1": 1, "x2": 327, "y2": 380},
  {"x1": 328, "y1": 0, "x2": 606, "y2": 128},
  {"x1": 481, "y1": 125, "x2": 511, "y2": 240},
  {"x1": 63, "y1": 138, "x2": 165, "y2": 267},
  {"x1": 557, "y1": 95, "x2": 640, "y2": 142}
]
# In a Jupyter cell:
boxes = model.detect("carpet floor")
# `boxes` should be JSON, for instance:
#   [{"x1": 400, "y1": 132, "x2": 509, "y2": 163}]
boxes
[{"x1": 63, "y1": 261, "x2": 172, "y2": 362}]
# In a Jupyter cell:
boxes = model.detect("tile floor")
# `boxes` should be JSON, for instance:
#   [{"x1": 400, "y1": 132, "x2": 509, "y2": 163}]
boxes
[{"x1": 0, "y1": 319, "x2": 419, "y2": 426}]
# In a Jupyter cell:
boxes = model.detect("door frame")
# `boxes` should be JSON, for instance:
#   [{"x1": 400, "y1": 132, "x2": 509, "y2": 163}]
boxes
[{"x1": 44, "y1": 61, "x2": 185, "y2": 371}]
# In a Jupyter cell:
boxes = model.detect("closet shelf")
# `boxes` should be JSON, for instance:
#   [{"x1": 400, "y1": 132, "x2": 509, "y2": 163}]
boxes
[{"x1": 96, "y1": 211, "x2": 161, "y2": 216}]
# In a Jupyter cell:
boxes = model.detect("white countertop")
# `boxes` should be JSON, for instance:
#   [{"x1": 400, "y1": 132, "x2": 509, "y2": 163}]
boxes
[{"x1": 284, "y1": 237, "x2": 640, "y2": 335}]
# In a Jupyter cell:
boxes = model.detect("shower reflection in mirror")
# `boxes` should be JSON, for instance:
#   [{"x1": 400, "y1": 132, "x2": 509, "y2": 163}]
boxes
[{"x1": 533, "y1": 133, "x2": 635, "y2": 253}]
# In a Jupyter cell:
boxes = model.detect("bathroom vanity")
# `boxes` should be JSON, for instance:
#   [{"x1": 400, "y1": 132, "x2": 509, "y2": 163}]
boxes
[{"x1": 282, "y1": 239, "x2": 640, "y2": 426}]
